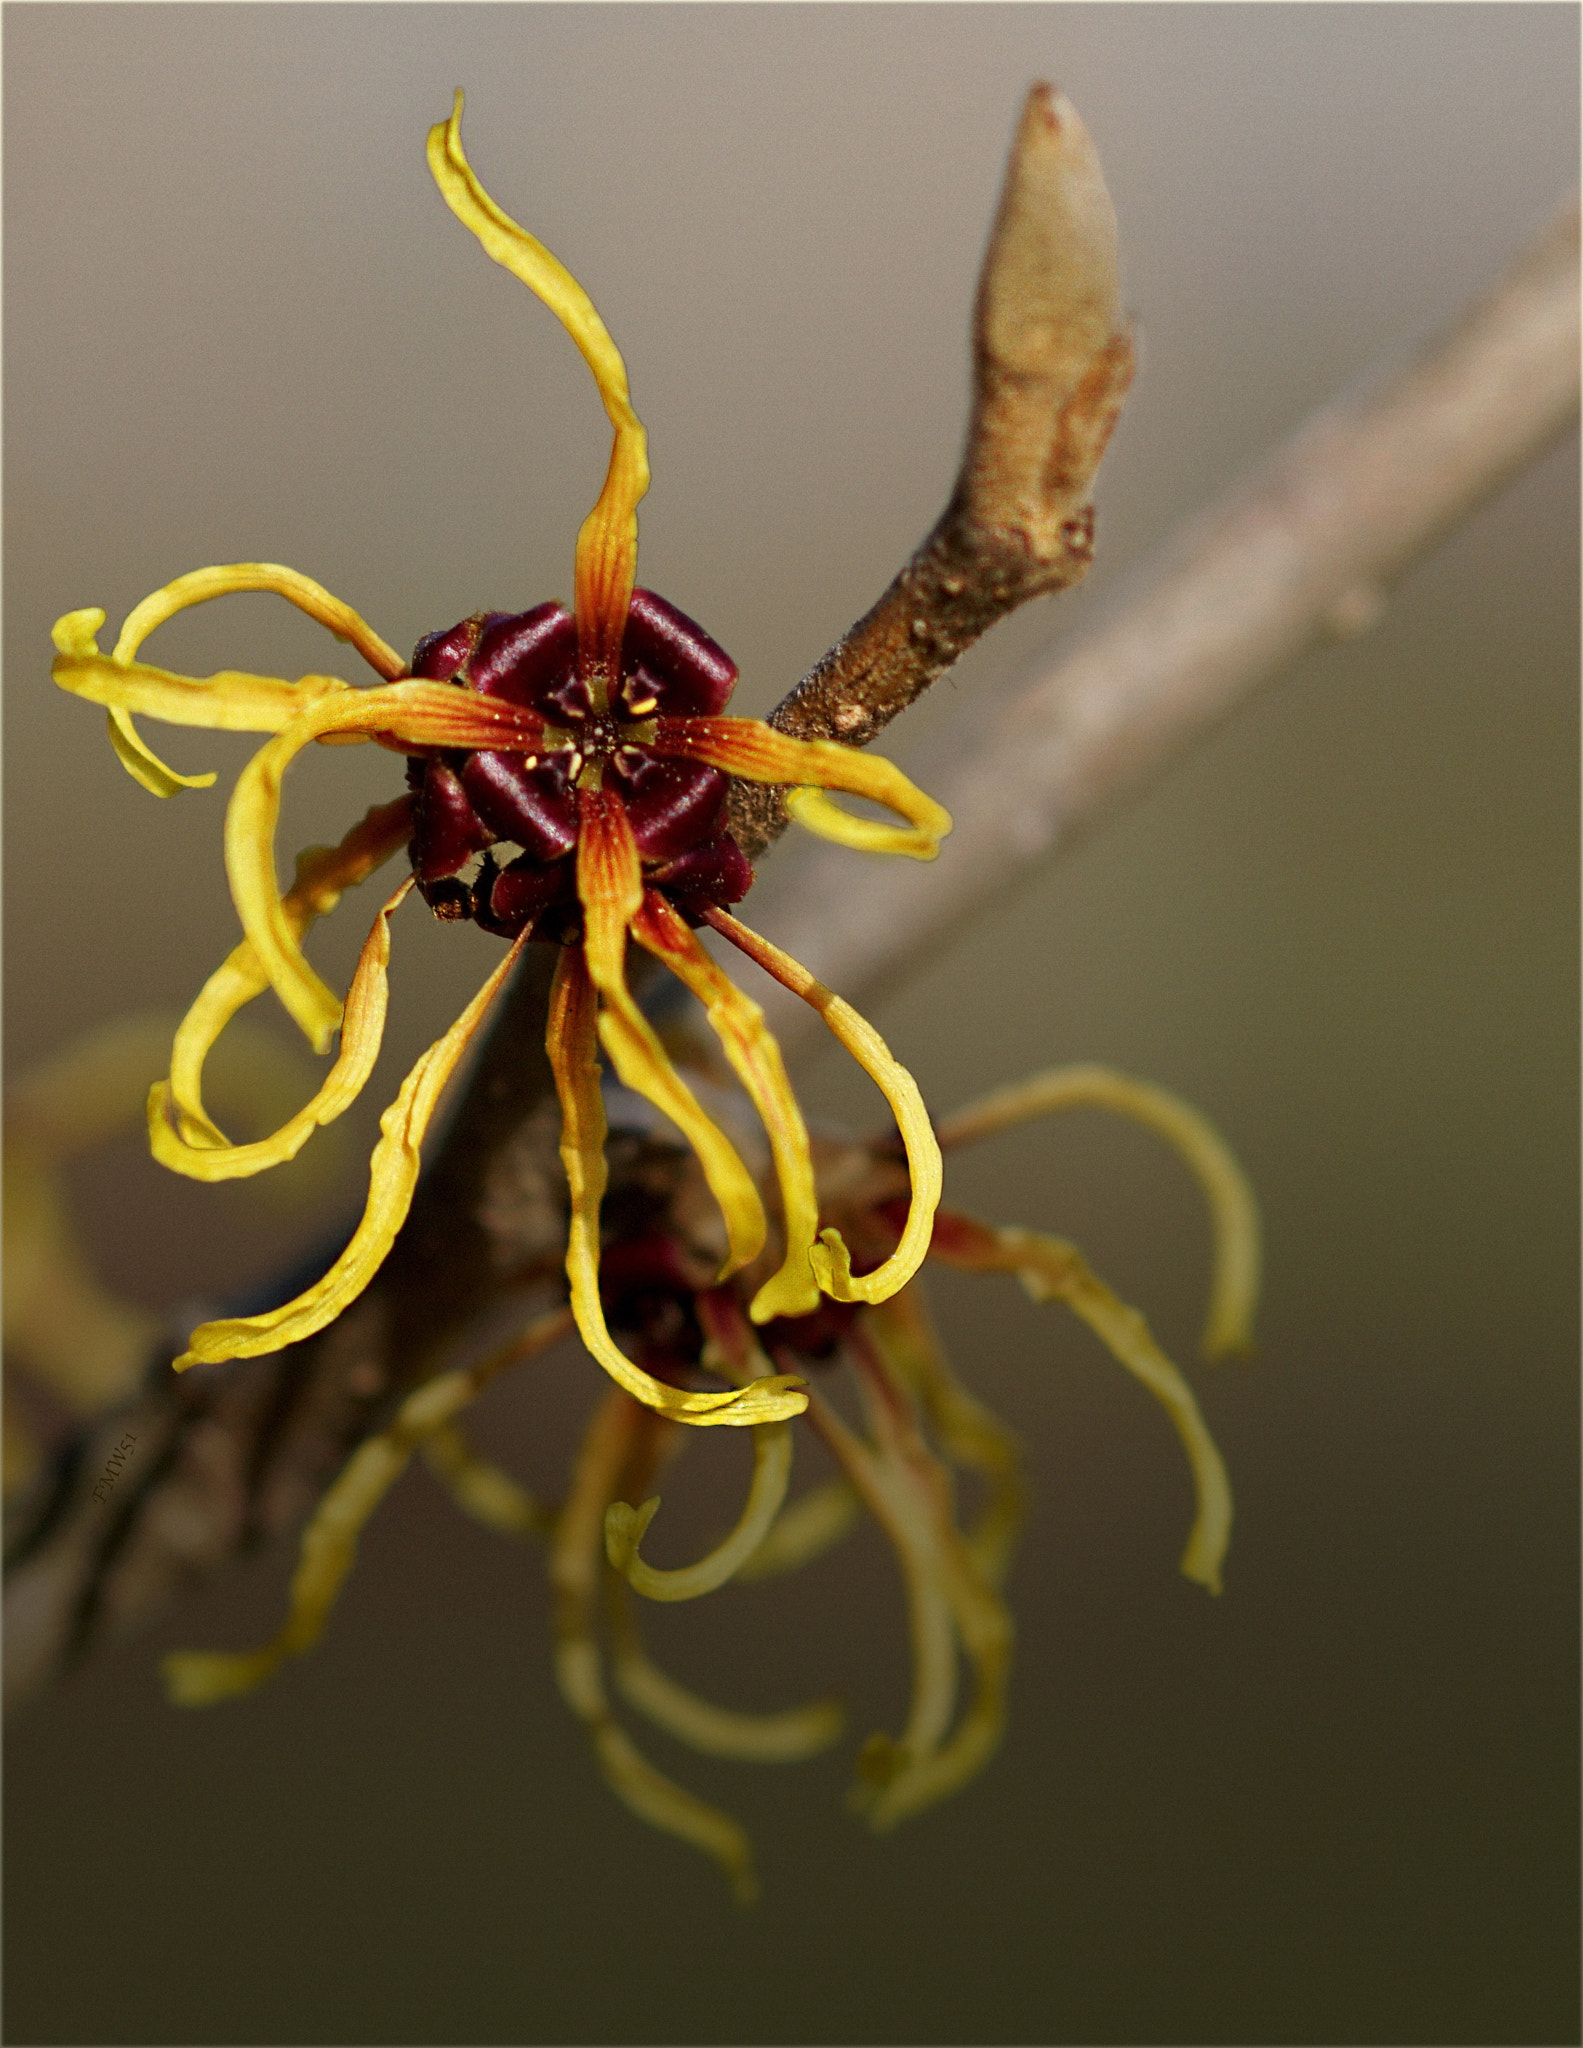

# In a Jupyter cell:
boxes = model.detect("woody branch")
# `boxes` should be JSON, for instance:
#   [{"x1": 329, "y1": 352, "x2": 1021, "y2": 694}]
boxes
[{"x1": 5, "y1": 95, "x2": 1578, "y2": 1704}]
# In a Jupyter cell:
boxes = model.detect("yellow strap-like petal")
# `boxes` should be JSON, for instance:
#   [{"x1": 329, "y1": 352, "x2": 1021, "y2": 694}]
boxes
[
  {"x1": 842, "y1": 1328, "x2": 1015, "y2": 1833},
  {"x1": 166, "y1": 799, "x2": 414, "y2": 1149},
  {"x1": 866, "y1": 1284, "x2": 1026, "y2": 1590},
  {"x1": 546, "y1": 948, "x2": 807, "y2": 1430},
  {"x1": 172, "y1": 927, "x2": 531, "y2": 1370},
  {"x1": 734, "y1": 1476, "x2": 862, "y2": 1583},
  {"x1": 605, "y1": 1418, "x2": 791, "y2": 1603},
  {"x1": 929, "y1": 1207, "x2": 1233, "y2": 1594},
  {"x1": 606, "y1": 1580, "x2": 844, "y2": 1762},
  {"x1": 53, "y1": 608, "x2": 218, "y2": 795},
  {"x1": 164, "y1": 1307, "x2": 573, "y2": 1702},
  {"x1": 704, "y1": 908, "x2": 943, "y2": 1307},
  {"x1": 935, "y1": 1063, "x2": 1262, "y2": 1359},
  {"x1": 427, "y1": 92, "x2": 648, "y2": 682},
  {"x1": 113, "y1": 562, "x2": 404, "y2": 680},
  {"x1": 225, "y1": 682, "x2": 541, "y2": 1051},
  {"x1": 576, "y1": 792, "x2": 765, "y2": 1279},
  {"x1": 549, "y1": 1390, "x2": 759, "y2": 1903},
  {"x1": 150, "y1": 880, "x2": 411, "y2": 1181},
  {"x1": 632, "y1": 890, "x2": 822, "y2": 1321},
  {"x1": 655, "y1": 716, "x2": 951, "y2": 862}
]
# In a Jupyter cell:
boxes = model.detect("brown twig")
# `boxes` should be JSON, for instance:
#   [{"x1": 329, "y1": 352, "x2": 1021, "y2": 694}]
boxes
[
  {"x1": 743, "y1": 194, "x2": 1581, "y2": 1042},
  {"x1": 728, "y1": 84, "x2": 1134, "y2": 859}
]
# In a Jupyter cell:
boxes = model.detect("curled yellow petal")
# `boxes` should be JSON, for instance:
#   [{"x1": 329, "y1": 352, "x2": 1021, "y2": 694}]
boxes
[
  {"x1": 733, "y1": 1476, "x2": 862, "y2": 1583},
  {"x1": 936, "y1": 1063, "x2": 1262, "y2": 1358},
  {"x1": 632, "y1": 890, "x2": 821, "y2": 1322},
  {"x1": 427, "y1": 92, "x2": 648, "y2": 680},
  {"x1": 803, "y1": 1386, "x2": 960, "y2": 1804},
  {"x1": 422, "y1": 1420, "x2": 558, "y2": 1540},
  {"x1": 172, "y1": 927, "x2": 531, "y2": 1370},
  {"x1": 166, "y1": 799, "x2": 415, "y2": 1149},
  {"x1": 606, "y1": 1582, "x2": 843, "y2": 1762},
  {"x1": 866, "y1": 1284, "x2": 1026, "y2": 1589},
  {"x1": 604, "y1": 1418, "x2": 791, "y2": 1602},
  {"x1": 551, "y1": 1390, "x2": 758, "y2": 1903},
  {"x1": 547, "y1": 948, "x2": 807, "y2": 1430},
  {"x1": 704, "y1": 908, "x2": 943, "y2": 1307},
  {"x1": 576, "y1": 792, "x2": 765, "y2": 1279},
  {"x1": 53, "y1": 599, "x2": 344, "y2": 797},
  {"x1": 150, "y1": 879, "x2": 411, "y2": 1181},
  {"x1": 165, "y1": 1307, "x2": 571, "y2": 1703},
  {"x1": 929, "y1": 1207, "x2": 1233, "y2": 1594},
  {"x1": 225, "y1": 682, "x2": 541, "y2": 1051},
  {"x1": 656, "y1": 716, "x2": 951, "y2": 861},
  {"x1": 53, "y1": 608, "x2": 217, "y2": 796},
  {"x1": 113, "y1": 562, "x2": 405, "y2": 680}
]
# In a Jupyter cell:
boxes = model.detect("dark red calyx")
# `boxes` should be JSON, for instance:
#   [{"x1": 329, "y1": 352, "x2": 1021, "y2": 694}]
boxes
[
  {"x1": 403, "y1": 589, "x2": 752, "y2": 943},
  {"x1": 758, "y1": 1297, "x2": 861, "y2": 1365}
]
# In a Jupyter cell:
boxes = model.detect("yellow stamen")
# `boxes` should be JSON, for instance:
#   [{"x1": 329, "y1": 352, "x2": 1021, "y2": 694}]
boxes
[
  {"x1": 633, "y1": 891, "x2": 822, "y2": 1322},
  {"x1": 704, "y1": 909, "x2": 943, "y2": 1307},
  {"x1": 150, "y1": 880, "x2": 412, "y2": 1181},
  {"x1": 172, "y1": 926, "x2": 532, "y2": 1369},
  {"x1": 930, "y1": 1210, "x2": 1233, "y2": 1594},
  {"x1": 935, "y1": 1063, "x2": 1261, "y2": 1358},
  {"x1": 656, "y1": 717, "x2": 951, "y2": 861},
  {"x1": 427, "y1": 93, "x2": 648, "y2": 683},
  {"x1": 576, "y1": 793, "x2": 766, "y2": 1278},
  {"x1": 546, "y1": 948, "x2": 807, "y2": 1429}
]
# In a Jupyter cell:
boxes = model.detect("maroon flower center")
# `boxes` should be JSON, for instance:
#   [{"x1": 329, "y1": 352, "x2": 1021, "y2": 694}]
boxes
[{"x1": 403, "y1": 588, "x2": 753, "y2": 941}]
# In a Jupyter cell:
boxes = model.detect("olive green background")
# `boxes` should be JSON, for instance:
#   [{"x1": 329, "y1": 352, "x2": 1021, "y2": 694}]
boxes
[{"x1": 5, "y1": 6, "x2": 1577, "y2": 2044}]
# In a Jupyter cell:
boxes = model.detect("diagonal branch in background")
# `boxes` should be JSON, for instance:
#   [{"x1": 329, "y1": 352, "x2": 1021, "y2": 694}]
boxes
[
  {"x1": 729, "y1": 83, "x2": 1134, "y2": 860},
  {"x1": 744, "y1": 195, "x2": 1581, "y2": 1044}
]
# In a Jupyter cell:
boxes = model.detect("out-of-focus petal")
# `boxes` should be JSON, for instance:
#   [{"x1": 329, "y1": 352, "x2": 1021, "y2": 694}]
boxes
[
  {"x1": 164, "y1": 1308, "x2": 571, "y2": 1702},
  {"x1": 654, "y1": 716, "x2": 950, "y2": 861},
  {"x1": 604, "y1": 1414, "x2": 791, "y2": 1602},
  {"x1": 935, "y1": 1063, "x2": 1261, "y2": 1358},
  {"x1": 171, "y1": 925, "x2": 531, "y2": 1370},
  {"x1": 550, "y1": 1390, "x2": 760, "y2": 1903},
  {"x1": 928, "y1": 1206, "x2": 1233, "y2": 1594},
  {"x1": 607, "y1": 1583, "x2": 843, "y2": 1761}
]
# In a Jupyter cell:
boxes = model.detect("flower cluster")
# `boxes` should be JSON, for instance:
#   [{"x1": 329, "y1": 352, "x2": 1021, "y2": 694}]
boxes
[
  {"x1": 156, "y1": 1053, "x2": 1257, "y2": 1900},
  {"x1": 41, "y1": 97, "x2": 1261, "y2": 1901},
  {"x1": 51, "y1": 94, "x2": 947, "y2": 1430}
]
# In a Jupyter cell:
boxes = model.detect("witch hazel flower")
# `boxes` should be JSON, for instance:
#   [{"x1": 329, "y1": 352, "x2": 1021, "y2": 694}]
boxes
[{"x1": 50, "y1": 95, "x2": 949, "y2": 1431}]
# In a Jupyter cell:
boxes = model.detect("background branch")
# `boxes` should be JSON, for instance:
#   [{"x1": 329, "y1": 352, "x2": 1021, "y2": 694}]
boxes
[{"x1": 745, "y1": 195, "x2": 1580, "y2": 1044}]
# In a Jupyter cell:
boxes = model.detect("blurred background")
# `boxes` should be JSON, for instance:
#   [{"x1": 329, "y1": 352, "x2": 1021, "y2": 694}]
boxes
[{"x1": 5, "y1": 6, "x2": 1577, "y2": 2043}]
